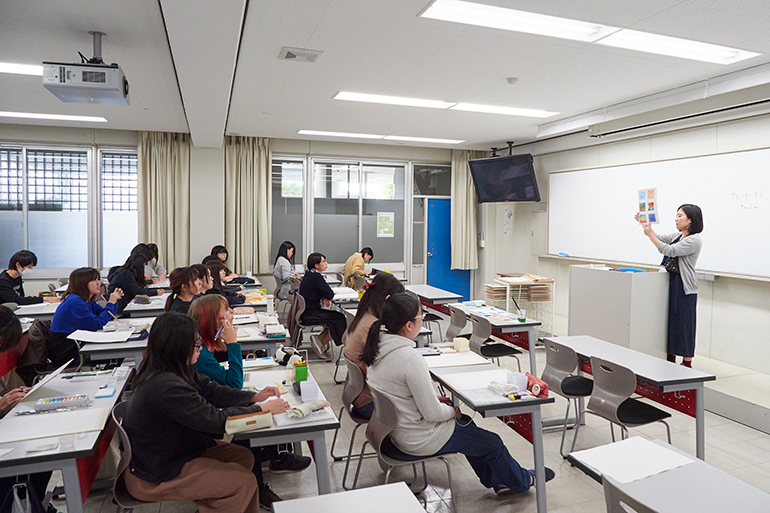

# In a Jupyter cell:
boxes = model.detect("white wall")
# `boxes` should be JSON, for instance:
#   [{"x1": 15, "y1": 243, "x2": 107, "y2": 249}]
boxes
[
  {"x1": 189, "y1": 146, "x2": 225, "y2": 263},
  {"x1": 481, "y1": 112, "x2": 770, "y2": 373}
]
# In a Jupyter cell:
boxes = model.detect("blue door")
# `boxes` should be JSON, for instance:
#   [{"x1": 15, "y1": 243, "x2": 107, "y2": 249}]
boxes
[{"x1": 426, "y1": 199, "x2": 470, "y2": 300}]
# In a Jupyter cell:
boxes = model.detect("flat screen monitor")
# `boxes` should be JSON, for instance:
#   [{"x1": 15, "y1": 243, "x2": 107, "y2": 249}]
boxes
[{"x1": 469, "y1": 153, "x2": 540, "y2": 203}]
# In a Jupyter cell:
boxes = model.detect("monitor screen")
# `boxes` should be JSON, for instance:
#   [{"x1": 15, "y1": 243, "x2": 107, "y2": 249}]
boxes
[{"x1": 468, "y1": 154, "x2": 540, "y2": 203}]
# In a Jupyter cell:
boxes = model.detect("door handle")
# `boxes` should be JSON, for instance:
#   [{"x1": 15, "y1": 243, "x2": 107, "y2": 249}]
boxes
[{"x1": 427, "y1": 252, "x2": 433, "y2": 257}]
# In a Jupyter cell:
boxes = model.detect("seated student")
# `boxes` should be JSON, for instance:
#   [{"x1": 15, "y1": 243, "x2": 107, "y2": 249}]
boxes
[
  {"x1": 0, "y1": 306, "x2": 54, "y2": 511},
  {"x1": 272, "y1": 241, "x2": 299, "y2": 300},
  {"x1": 205, "y1": 260, "x2": 246, "y2": 307},
  {"x1": 0, "y1": 250, "x2": 60, "y2": 305},
  {"x1": 344, "y1": 273, "x2": 405, "y2": 420},
  {"x1": 143, "y1": 243, "x2": 167, "y2": 283},
  {"x1": 191, "y1": 264, "x2": 213, "y2": 297},
  {"x1": 49, "y1": 268, "x2": 124, "y2": 367},
  {"x1": 164, "y1": 267, "x2": 201, "y2": 314},
  {"x1": 298, "y1": 252, "x2": 347, "y2": 358},
  {"x1": 364, "y1": 294, "x2": 555, "y2": 498},
  {"x1": 342, "y1": 247, "x2": 374, "y2": 288},
  {"x1": 188, "y1": 295, "x2": 311, "y2": 509},
  {"x1": 107, "y1": 253, "x2": 165, "y2": 313},
  {"x1": 122, "y1": 312, "x2": 289, "y2": 513}
]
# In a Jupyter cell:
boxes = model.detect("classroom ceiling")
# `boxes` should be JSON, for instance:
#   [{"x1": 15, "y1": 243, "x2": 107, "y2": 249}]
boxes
[{"x1": 3, "y1": 0, "x2": 770, "y2": 150}]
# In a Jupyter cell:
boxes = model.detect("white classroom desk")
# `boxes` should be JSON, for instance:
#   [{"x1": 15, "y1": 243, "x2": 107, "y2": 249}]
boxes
[
  {"x1": 273, "y1": 482, "x2": 425, "y2": 513},
  {"x1": 452, "y1": 302, "x2": 542, "y2": 374},
  {"x1": 235, "y1": 367, "x2": 340, "y2": 495},
  {"x1": 545, "y1": 335, "x2": 716, "y2": 460},
  {"x1": 405, "y1": 284, "x2": 463, "y2": 304},
  {"x1": 568, "y1": 438, "x2": 770, "y2": 512},
  {"x1": 429, "y1": 359, "x2": 554, "y2": 513},
  {"x1": 345, "y1": 308, "x2": 432, "y2": 346},
  {"x1": 12, "y1": 301, "x2": 59, "y2": 321},
  {"x1": 122, "y1": 293, "x2": 268, "y2": 317},
  {"x1": 0, "y1": 368, "x2": 131, "y2": 513}
]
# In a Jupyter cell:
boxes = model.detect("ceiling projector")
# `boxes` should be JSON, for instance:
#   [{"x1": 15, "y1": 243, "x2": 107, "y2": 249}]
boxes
[{"x1": 42, "y1": 31, "x2": 129, "y2": 105}]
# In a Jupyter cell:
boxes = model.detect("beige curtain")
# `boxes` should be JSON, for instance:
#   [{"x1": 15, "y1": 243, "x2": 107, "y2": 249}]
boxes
[
  {"x1": 224, "y1": 136, "x2": 272, "y2": 274},
  {"x1": 450, "y1": 149, "x2": 483, "y2": 270},
  {"x1": 137, "y1": 131, "x2": 190, "y2": 270}
]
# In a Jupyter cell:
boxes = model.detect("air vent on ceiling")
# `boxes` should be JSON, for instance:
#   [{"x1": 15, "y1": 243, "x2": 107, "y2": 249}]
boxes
[{"x1": 278, "y1": 46, "x2": 323, "y2": 63}]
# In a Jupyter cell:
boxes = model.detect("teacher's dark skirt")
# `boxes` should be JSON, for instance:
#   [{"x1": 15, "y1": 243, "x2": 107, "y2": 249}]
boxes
[{"x1": 667, "y1": 272, "x2": 697, "y2": 358}]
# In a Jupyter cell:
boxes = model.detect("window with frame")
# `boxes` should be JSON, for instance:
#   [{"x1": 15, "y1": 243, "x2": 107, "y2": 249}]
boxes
[
  {"x1": 271, "y1": 159, "x2": 304, "y2": 267},
  {"x1": 101, "y1": 152, "x2": 138, "y2": 267}
]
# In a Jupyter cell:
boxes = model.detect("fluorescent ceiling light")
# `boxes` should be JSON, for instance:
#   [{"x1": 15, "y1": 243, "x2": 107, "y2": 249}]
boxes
[
  {"x1": 0, "y1": 62, "x2": 44, "y2": 76},
  {"x1": 422, "y1": 0, "x2": 619, "y2": 43},
  {"x1": 299, "y1": 130, "x2": 463, "y2": 144},
  {"x1": 597, "y1": 30, "x2": 761, "y2": 65},
  {"x1": 0, "y1": 111, "x2": 107, "y2": 123},
  {"x1": 421, "y1": 0, "x2": 760, "y2": 64},
  {"x1": 452, "y1": 103, "x2": 558, "y2": 118},
  {"x1": 298, "y1": 130, "x2": 384, "y2": 139},
  {"x1": 334, "y1": 92, "x2": 455, "y2": 109},
  {"x1": 384, "y1": 135, "x2": 464, "y2": 144}
]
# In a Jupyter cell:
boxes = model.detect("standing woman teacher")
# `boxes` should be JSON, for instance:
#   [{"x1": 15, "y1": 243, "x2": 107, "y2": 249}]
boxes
[{"x1": 637, "y1": 204, "x2": 703, "y2": 367}]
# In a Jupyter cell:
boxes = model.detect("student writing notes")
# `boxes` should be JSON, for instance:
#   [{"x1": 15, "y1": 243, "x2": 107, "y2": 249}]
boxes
[
  {"x1": 122, "y1": 313, "x2": 289, "y2": 513},
  {"x1": 342, "y1": 247, "x2": 373, "y2": 288},
  {"x1": 0, "y1": 250, "x2": 60, "y2": 305},
  {"x1": 107, "y1": 253, "x2": 165, "y2": 313}
]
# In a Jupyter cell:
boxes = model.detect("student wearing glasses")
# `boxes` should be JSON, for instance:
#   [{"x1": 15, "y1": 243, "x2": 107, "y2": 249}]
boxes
[
  {"x1": 0, "y1": 250, "x2": 61, "y2": 305},
  {"x1": 123, "y1": 312, "x2": 289, "y2": 513},
  {"x1": 363, "y1": 293, "x2": 555, "y2": 498}
]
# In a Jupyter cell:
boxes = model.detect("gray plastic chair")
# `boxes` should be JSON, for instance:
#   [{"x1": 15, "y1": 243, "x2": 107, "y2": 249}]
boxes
[
  {"x1": 571, "y1": 356, "x2": 671, "y2": 453},
  {"x1": 541, "y1": 339, "x2": 593, "y2": 458},
  {"x1": 289, "y1": 294, "x2": 326, "y2": 350},
  {"x1": 329, "y1": 359, "x2": 378, "y2": 489},
  {"x1": 444, "y1": 305, "x2": 471, "y2": 341},
  {"x1": 355, "y1": 389, "x2": 458, "y2": 512},
  {"x1": 468, "y1": 314, "x2": 521, "y2": 372},
  {"x1": 112, "y1": 400, "x2": 165, "y2": 512},
  {"x1": 350, "y1": 274, "x2": 367, "y2": 291},
  {"x1": 602, "y1": 475, "x2": 656, "y2": 513},
  {"x1": 335, "y1": 272, "x2": 344, "y2": 284},
  {"x1": 333, "y1": 308, "x2": 356, "y2": 384},
  {"x1": 1, "y1": 302, "x2": 19, "y2": 311},
  {"x1": 272, "y1": 274, "x2": 291, "y2": 323}
]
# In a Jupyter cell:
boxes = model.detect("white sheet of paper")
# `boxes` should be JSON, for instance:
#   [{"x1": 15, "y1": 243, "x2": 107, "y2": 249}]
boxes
[
  {"x1": 424, "y1": 352, "x2": 489, "y2": 369},
  {"x1": 25, "y1": 359, "x2": 74, "y2": 398},
  {"x1": 68, "y1": 330, "x2": 132, "y2": 343},
  {"x1": 440, "y1": 369, "x2": 509, "y2": 391},
  {"x1": 571, "y1": 437, "x2": 694, "y2": 484},
  {"x1": 273, "y1": 406, "x2": 336, "y2": 427},
  {"x1": 237, "y1": 327, "x2": 261, "y2": 339},
  {"x1": 0, "y1": 407, "x2": 110, "y2": 444},
  {"x1": 0, "y1": 448, "x2": 14, "y2": 459},
  {"x1": 233, "y1": 314, "x2": 258, "y2": 325}
]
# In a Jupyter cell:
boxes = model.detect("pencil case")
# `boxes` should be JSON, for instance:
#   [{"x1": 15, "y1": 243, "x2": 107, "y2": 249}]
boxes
[{"x1": 225, "y1": 411, "x2": 272, "y2": 434}]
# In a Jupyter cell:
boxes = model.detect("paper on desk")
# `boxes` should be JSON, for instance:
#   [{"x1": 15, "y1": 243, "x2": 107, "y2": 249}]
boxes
[
  {"x1": 440, "y1": 369, "x2": 509, "y2": 391},
  {"x1": 237, "y1": 327, "x2": 261, "y2": 339},
  {"x1": 273, "y1": 406, "x2": 336, "y2": 426},
  {"x1": 0, "y1": 448, "x2": 14, "y2": 459},
  {"x1": 25, "y1": 359, "x2": 73, "y2": 397},
  {"x1": 242, "y1": 357, "x2": 278, "y2": 370},
  {"x1": 0, "y1": 407, "x2": 110, "y2": 444},
  {"x1": 233, "y1": 314, "x2": 258, "y2": 325},
  {"x1": 68, "y1": 330, "x2": 132, "y2": 343},
  {"x1": 462, "y1": 388, "x2": 505, "y2": 405},
  {"x1": 571, "y1": 437, "x2": 694, "y2": 484},
  {"x1": 424, "y1": 352, "x2": 489, "y2": 369}
]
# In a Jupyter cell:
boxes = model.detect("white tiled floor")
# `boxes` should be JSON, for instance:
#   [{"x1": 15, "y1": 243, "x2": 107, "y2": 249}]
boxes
[{"x1": 54, "y1": 318, "x2": 770, "y2": 512}]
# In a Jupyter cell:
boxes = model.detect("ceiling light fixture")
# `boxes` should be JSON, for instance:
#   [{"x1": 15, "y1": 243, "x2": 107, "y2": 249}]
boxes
[
  {"x1": 298, "y1": 130, "x2": 385, "y2": 139},
  {"x1": 596, "y1": 30, "x2": 760, "y2": 65},
  {"x1": 383, "y1": 135, "x2": 464, "y2": 144},
  {"x1": 0, "y1": 111, "x2": 108, "y2": 123},
  {"x1": 0, "y1": 62, "x2": 44, "y2": 76},
  {"x1": 451, "y1": 103, "x2": 558, "y2": 118},
  {"x1": 421, "y1": 0, "x2": 760, "y2": 64},
  {"x1": 421, "y1": 0, "x2": 619, "y2": 43},
  {"x1": 334, "y1": 92, "x2": 456, "y2": 109}
]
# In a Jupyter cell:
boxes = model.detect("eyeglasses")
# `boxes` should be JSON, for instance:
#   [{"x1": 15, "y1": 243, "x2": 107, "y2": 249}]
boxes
[
  {"x1": 194, "y1": 337, "x2": 203, "y2": 350},
  {"x1": 413, "y1": 313, "x2": 425, "y2": 322}
]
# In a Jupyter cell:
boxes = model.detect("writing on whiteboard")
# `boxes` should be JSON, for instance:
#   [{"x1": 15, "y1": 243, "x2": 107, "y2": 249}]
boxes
[{"x1": 730, "y1": 190, "x2": 764, "y2": 210}]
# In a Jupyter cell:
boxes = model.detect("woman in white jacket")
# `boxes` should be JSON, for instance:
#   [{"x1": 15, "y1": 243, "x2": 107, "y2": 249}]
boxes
[{"x1": 362, "y1": 293, "x2": 554, "y2": 497}]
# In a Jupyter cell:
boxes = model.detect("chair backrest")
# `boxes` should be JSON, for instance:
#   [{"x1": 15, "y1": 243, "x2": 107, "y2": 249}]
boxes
[
  {"x1": 351, "y1": 274, "x2": 366, "y2": 291},
  {"x1": 342, "y1": 359, "x2": 366, "y2": 410},
  {"x1": 1, "y1": 302, "x2": 18, "y2": 311},
  {"x1": 335, "y1": 272, "x2": 344, "y2": 284},
  {"x1": 365, "y1": 387, "x2": 400, "y2": 465},
  {"x1": 16, "y1": 320, "x2": 51, "y2": 385},
  {"x1": 273, "y1": 274, "x2": 283, "y2": 298},
  {"x1": 111, "y1": 399, "x2": 145, "y2": 508},
  {"x1": 47, "y1": 283, "x2": 56, "y2": 293},
  {"x1": 587, "y1": 356, "x2": 638, "y2": 426},
  {"x1": 468, "y1": 314, "x2": 492, "y2": 355},
  {"x1": 444, "y1": 305, "x2": 467, "y2": 341},
  {"x1": 602, "y1": 475, "x2": 656, "y2": 513},
  {"x1": 285, "y1": 293, "x2": 305, "y2": 346},
  {"x1": 57, "y1": 278, "x2": 68, "y2": 287},
  {"x1": 541, "y1": 339, "x2": 580, "y2": 397},
  {"x1": 289, "y1": 276, "x2": 302, "y2": 292}
]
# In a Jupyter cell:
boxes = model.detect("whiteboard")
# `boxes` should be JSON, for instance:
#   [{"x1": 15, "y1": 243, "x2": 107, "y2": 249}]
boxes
[{"x1": 548, "y1": 148, "x2": 770, "y2": 277}]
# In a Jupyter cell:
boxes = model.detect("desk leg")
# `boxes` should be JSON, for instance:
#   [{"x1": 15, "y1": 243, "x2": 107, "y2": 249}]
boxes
[
  {"x1": 531, "y1": 408, "x2": 547, "y2": 513},
  {"x1": 311, "y1": 432, "x2": 332, "y2": 494},
  {"x1": 527, "y1": 327, "x2": 537, "y2": 375},
  {"x1": 61, "y1": 459, "x2": 84, "y2": 513},
  {"x1": 696, "y1": 384, "x2": 705, "y2": 460}
]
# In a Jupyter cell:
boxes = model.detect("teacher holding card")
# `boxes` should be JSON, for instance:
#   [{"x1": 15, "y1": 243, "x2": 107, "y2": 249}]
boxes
[{"x1": 636, "y1": 204, "x2": 703, "y2": 367}]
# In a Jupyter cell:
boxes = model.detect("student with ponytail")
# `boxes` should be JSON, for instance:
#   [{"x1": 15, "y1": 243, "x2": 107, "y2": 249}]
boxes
[
  {"x1": 165, "y1": 267, "x2": 202, "y2": 314},
  {"x1": 343, "y1": 272, "x2": 404, "y2": 419},
  {"x1": 363, "y1": 293, "x2": 554, "y2": 498}
]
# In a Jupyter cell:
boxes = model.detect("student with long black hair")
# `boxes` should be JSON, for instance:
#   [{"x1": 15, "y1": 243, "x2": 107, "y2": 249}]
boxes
[
  {"x1": 298, "y1": 252, "x2": 347, "y2": 357},
  {"x1": 205, "y1": 260, "x2": 246, "y2": 307},
  {"x1": 272, "y1": 241, "x2": 298, "y2": 300},
  {"x1": 343, "y1": 272, "x2": 404, "y2": 419},
  {"x1": 164, "y1": 267, "x2": 201, "y2": 314},
  {"x1": 123, "y1": 312, "x2": 289, "y2": 513},
  {"x1": 107, "y1": 253, "x2": 165, "y2": 313},
  {"x1": 363, "y1": 293, "x2": 554, "y2": 498},
  {"x1": 143, "y1": 243, "x2": 167, "y2": 283}
]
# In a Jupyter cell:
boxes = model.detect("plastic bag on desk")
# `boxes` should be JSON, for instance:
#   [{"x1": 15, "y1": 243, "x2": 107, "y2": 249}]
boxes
[{"x1": 525, "y1": 372, "x2": 549, "y2": 398}]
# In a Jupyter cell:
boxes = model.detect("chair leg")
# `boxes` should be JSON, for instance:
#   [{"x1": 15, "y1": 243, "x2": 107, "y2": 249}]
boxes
[
  {"x1": 660, "y1": 420, "x2": 672, "y2": 444},
  {"x1": 620, "y1": 425, "x2": 629, "y2": 440},
  {"x1": 610, "y1": 423, "x2": 616, "y2": 442},
  {"x1": 352, "y1": 440, "x2": 370, "y2": 489},
  {"x1": 439, "y1": 457, "x2": 456, "y2": 513},
  {"x1": 330, "y1": 406, "x2": 346, "y2": 461},
  {"x1": 559, "y1": 398, "x2": 573, "y2": 459},
  {"x1": 333, "y1": 346, "x2": 346, "y2": 384},
  {"x1": 570, "y1": 410, "x2": 586, "y2": 454},
  {"x1": 342, "y1": 424, "x2": 363, "y2": 490},
  {"x1": 513, "y1": 355, "x2": 521, "y2": 372}
]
